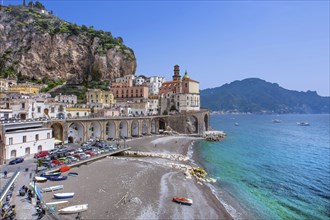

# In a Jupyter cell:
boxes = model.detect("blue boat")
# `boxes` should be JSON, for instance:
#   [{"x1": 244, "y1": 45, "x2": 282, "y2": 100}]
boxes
[
  {"x1": 68, "y1": 172, "x2": 78, "y2": 177},
  {"x1": 49, "y1": 176, "x2": 68, "y2": 181},
  {"x1": 53, "y1": 192, "x2": 74, "y2": 199},
  {"x1": 41, "y1": 172, "x2": 62, "y2": 179}
]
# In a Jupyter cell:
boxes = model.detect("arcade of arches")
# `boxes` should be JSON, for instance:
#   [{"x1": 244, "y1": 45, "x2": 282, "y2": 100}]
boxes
[{"x1": 48, "y1": 111, "x2": 209, "y2": 144}]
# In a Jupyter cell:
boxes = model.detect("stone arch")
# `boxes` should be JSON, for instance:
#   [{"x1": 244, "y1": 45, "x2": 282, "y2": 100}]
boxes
[
  {"x1": 119, "y1": 120, "x2": 128, "y2": 138},
  {"x1": 68, "y1": 122, "x2": 84, "y2": 143},
  {"x1": 68, "y1": 136, "x2": 74, "y2": 143},
  {"x1": 186, "y1": 116, "x2": 198, "y2": 134},
  {"x1": 88, "y1": 121, "x2": 102, "y2": 140},
  {"x1": 10, "y1": 150, "x2": 17, "y2": 158},
  {"x1": 131, "y1": 120, "x2": 139, "y2": 137},
  {"x1": 44, "y1": 108, "x2": 49, "y2": 116},
  {"x1": 204, "y1": 114, "x2": 209, "y2": 131},
  {"x1": 51, "y1": 123, "x2": 64, "y2": 143},
  {"x1": 106, "y1": 121, "x2": 116, "y2": 140},
  {"x1": 25, "y1": 147, "x2": 30, "y2": 155},
  {"x1": 142, "y1": 120, "x2": 148, "y2": 135},
  {"x1": 159, "y1": 118, "x2": 166, "y2": 131}
]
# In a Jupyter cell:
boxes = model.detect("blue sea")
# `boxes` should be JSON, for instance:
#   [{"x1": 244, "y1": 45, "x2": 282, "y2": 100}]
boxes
[{"x1": 194, "y1": 114, "x2": 330, "y2": 220}]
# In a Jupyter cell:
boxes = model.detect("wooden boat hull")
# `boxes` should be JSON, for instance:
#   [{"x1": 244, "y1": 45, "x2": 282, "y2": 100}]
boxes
[
  {"x1": 172, "y1": 197, "x2": 193, "y2": 206},
  {"x1": 46, "y1": 200, "x2": 68, "y2": 206},
  {"x1": 59, "y1": 204, "x2": 88, "y2": 214},
  {"x1": 34, "y1": 176, "x2": 47, "y2": 183},
  {"x1": 53, "y1": 192, "x2": 74, "y2": 199},
  {"x1": 59, "y1": 166, "x2": 71, "y2": 172},
  {"x1": 68, "y1": 172, "x2": 78, "y2": 177},
  {"x1": 41, "y1": 185, "x2": 64, "y2": 192},
  {"x1": 49, "y1": 176, "x2": 68, "y2": 181},
  {"x1": 41, "y1": 172, "x2": 62, "y2": 179}
]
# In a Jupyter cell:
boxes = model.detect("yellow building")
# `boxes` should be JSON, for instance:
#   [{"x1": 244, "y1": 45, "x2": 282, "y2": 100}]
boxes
[
  {"x1": 86, "y1": 89, "x2": 116, "y2": 107},
  {"x1": 9, "y1": 83, "x2": 41, "y2": 94}
]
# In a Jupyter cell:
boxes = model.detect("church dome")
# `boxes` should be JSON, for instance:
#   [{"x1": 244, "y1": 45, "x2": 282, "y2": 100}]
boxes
[{"x1": 182, "y1": 71, "x2": 190, "y2": 80}]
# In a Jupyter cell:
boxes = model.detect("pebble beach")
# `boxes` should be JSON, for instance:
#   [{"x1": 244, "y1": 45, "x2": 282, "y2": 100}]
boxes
[{"x1": 39, "y1": 136, "x2": 232, "y2": 219}]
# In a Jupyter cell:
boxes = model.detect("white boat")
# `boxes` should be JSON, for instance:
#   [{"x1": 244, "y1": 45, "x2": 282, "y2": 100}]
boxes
[
  {"x1": 53, "y1": 192, "x2": 75, "y2": 199},
  {"x1": 45, "y1": 200, "x2": 68, "y2": 206},
  {"x1": 58, "y1": 204, "x2": 88, "y2": 214},
  {"x1": 34, "y1": 176, "x2": 47, "y2": 183},
  {"x1": 297, "y1": 122, "x2": 310, "y2": 126},
  {"x1": 41, "y1": 185, "x2": 64, "y2": 192},
  {"x1": 272, "y1": 119, "x2": 281, "y2": 123}
]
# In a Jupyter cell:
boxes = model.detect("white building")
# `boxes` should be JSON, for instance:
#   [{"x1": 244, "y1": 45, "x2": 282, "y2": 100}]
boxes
[
  {"x1": 147, "y1": 76, "x2": 166, "y2": 96},
  {"x1": 115, "y1": 74, "x2": 135, "y2": 84},
  {"x1": 0, "y1": 121, "x2": 54, "y2": 164},
  {"x1": 54, "y1": 94, "x2": 77, "y2": 107},
  {"x1": 0, "y1": 109, "x2": 13, "y2": 120}
]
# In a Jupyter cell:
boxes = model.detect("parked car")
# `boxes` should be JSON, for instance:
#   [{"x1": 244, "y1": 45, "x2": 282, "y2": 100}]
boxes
[
  {"x1": 49, "y1": 149, "x2": 59, "y2": 155},
  {"x1": 84, "y1": 151, "x2": 97, "y2": 156},
  {"x1": 34, "y1": 150, "x2": 48, "y2": 158},
  {"x1": 51, "y1": 160, "x2": 64, "y2": 166},
  {"x1": 74, "y1": 153, "x2": 88, "y2": 160},
  {"x1": 9, "y1": 157, "x2": 24, "y2": 165},
  {"x1": 66, "y1": 155, "x2": 79, "y2": 162}
]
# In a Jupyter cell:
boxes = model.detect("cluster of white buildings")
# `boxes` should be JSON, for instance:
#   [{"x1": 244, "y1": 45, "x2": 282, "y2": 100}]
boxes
[{"x1": 0, "y1": 65, "x2": 201, "y2": 164}]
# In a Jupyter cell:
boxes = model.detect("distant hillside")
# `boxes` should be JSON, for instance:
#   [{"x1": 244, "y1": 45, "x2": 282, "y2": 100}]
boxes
[{"x1": 200, "y1": 78, "x2": 329, "y2": 114}]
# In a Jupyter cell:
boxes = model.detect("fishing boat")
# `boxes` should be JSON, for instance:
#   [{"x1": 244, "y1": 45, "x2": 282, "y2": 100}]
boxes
[
  {"x1": 45, "y1": 200, "x2": 68, "y2": 206},
  {"x1": 172, "y1": 197, "x2": 193, "y2": 206},
  {"x1": 234, "y1": 123, "x2": 239, "y2": 126},
  {"x1": 59, "y1": 166, "x2": 71, "y2": 173},
  {"x1": 41, "y1": 172, "x2": 62, "y2": 179},
  {"x1": 53, "y1": 192, "x2": 75, "y2": 199},
  {"x1": 34, "y1": 176, "x2": 47, "y2": 183},
  {"x1": 49, "y1": 176, "x2": 68, "y2": 181},
  {"x1": 272, "y1": 119, "x2": 281, "y2": 123},
  {"x1": 68, "y1": 172, "x2": 78, "y2": 177},
  {"x1": 297, "y1": 122, "x2": 310, "y2": 126},
  {"x1": 41, "y1": 185, "x2": 64, "y2": 192},
  {"x1": 58, "y1": 204, "x2": 88, "y2": 214}
]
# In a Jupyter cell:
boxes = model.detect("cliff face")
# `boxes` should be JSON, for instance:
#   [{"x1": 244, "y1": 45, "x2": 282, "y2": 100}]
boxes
[{"x1": 0, "y1": 5, "x2": 136, "y2": 83}]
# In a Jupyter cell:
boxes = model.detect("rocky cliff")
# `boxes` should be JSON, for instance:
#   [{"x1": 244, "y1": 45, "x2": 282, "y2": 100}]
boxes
[{"x1": 0, "y1": 4, "x2": 136, "y2": 83}]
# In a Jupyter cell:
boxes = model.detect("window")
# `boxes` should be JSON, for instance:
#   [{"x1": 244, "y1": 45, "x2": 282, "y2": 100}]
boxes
[
  {"x1": 37, "y1": 107, "x2": 41, "y2": 113},
  {"x1": 21, "y1": 103, "x2": 25, "y2": 109},
  {"x1": 35, "y1": 134, "x2": 39, "y2": 141},
  {"x1": 76, "y1": 112, "x2": 79, "y2": 116},
  {"x1": 9, "y1": 137, "x2": 13, "y2": 145},
  {"x1": 23, "y1": 136, "x2": 27, "y2": 143},
  {"x1": 51, "y1": 107, "x2": 55, "y2": 113},
  {"x1": 47, "y1": 133, "x2": 50, "y2": 139}
]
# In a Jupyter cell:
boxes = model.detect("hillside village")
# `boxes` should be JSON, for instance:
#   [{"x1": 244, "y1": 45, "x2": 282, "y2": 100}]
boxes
[{"x1": 0, "y1": 65, "x2": 201, "y2": 163}]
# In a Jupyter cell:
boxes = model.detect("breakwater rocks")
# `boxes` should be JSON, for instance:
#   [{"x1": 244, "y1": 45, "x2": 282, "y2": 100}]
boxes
[
  {"x1": 203, "y1": 131, "x2": 227, "y2": 141},
  {"x1": 122, "y1": 151, "x2": 189, "y2": 162}
]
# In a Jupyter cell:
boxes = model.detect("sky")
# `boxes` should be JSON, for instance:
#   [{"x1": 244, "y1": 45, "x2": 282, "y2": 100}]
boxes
[{"x1": 4, "y1": 0, "x2": 330, "y2": 96}]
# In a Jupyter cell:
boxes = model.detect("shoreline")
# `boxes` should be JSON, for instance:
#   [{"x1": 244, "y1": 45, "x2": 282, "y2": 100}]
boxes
[{"x1": 39, "y1": 135, "x2": 233, "y2": 219}]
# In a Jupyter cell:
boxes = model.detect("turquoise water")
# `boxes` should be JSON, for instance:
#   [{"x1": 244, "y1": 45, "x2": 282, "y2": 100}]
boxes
[{"x1": 194, "y1": 114, "x2": 330, "y2": 220}]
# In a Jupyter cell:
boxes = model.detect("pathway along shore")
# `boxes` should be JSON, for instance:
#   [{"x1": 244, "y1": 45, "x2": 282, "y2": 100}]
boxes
[{"x1": 39, "y1": 135, "x2": 232, "y2": 219}]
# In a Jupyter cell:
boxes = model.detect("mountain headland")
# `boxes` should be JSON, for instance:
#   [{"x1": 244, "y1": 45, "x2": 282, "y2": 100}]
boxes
[
  {"x1": 200, "y1": 78, "x2": 329, "y2": 114},
  {"x1": 0, "y1": 3, "x2": 136, "y2": 84}
]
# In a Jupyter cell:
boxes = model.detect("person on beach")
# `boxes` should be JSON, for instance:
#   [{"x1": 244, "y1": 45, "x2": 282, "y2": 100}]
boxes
[{"x1": 4, "y1": 170, "x2": 7, "y2": 178}]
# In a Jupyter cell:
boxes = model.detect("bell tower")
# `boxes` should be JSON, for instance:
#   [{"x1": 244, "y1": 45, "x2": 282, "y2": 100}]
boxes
[{"x1": 172, "y1": 65, "x2": 181, "y2": 81}]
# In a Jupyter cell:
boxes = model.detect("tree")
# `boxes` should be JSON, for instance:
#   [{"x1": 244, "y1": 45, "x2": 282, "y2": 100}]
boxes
[
  {"x1": 23, "y1": 0, "x2": 26, "y2": 6},
  {"x1": 34, "y1": 1, "x2": 45, "y2": 10}
]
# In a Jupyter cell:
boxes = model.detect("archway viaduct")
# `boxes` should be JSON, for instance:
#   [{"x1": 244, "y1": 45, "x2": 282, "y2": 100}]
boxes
[{"x1": 47, "y1": 110, "x2": 209, "y2": 144}]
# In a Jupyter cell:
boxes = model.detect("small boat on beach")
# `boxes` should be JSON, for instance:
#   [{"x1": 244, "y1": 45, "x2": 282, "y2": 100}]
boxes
[
  {"x1": 172, "y1": 197, "x2": 193, "y2": 206},
  {"x1": 58, "y1": 204, "x2": 88, "y2": 214},
  {"x1": 41, "y1": 185, "x2": 64, "y2": 193},
  {"x1": 59, "y1": 166, "x2": 71, "y2": 173},
  {"x1": 34, "y1": 176, "x2": 47, "y2": 183},
  {"x1": 45, "y1": 200, "x2": 68, "y2": 206},
  {"x1": 68, "y1": 172, "x2": 78, "y2": 177},
  {"x1": 41, "y1": 172, "x2": 62, "y2": 179},
  {"x1": 53, "y1": 192, "x2": 75, "y2": 199},
  {"x1": 49, "y1": 176, "x2": 68, "y2": 181}
]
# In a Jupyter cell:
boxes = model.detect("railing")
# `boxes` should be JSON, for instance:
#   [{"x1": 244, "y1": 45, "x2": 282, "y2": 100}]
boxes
[{"x1": 0, "y1": 170, "x2": 20, "y2": 202}]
